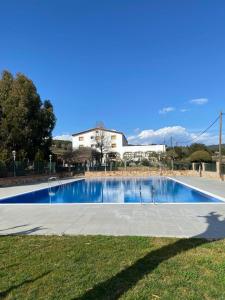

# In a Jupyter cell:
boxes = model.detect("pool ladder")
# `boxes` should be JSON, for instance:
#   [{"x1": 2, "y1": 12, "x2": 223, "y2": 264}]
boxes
[{"x1": 48, "y1": 177, "x2": 63, "y2": 196}]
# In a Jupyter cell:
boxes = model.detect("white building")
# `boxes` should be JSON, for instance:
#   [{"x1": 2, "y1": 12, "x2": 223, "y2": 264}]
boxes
[{"x1": 72, "y1": 128, "x2": 165, "y2": 161}]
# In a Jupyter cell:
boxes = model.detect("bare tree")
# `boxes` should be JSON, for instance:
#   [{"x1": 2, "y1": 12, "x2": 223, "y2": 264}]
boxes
[
  {"x1": 94, "y1": 122, "x2": 111, "y2": 164},
  {"x1": 95, "y1": 121, "x2": 105, "y2": 128},
  {"x1": 62, "y1": 147, "x2": 101, "y2": 166},
  {"x1": 73, "y1": 147, "x2": 100, "y2": 164}
]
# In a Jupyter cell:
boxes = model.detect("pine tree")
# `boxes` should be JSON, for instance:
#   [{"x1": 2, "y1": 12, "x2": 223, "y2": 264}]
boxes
[{"x1": 0, "y1": 70, "x2": 56, "y2": 162}]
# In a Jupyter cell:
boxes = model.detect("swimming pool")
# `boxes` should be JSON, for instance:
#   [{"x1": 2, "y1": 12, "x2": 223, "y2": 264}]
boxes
[{"x1": 0, "y1": 177, "x2": 222, "y2": 204}]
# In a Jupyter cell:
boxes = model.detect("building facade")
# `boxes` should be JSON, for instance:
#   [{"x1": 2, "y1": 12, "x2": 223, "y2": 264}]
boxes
[{"x1": 72, "y1": 128, "x2": 165, "y2": 161}]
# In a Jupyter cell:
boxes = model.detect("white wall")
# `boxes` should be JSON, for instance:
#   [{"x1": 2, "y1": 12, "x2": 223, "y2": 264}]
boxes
[
  {"x1": 121, "y1": 144, "x2": 165, "y2": 156},
  {"x1": 72, "y1": 129, "x2": 125, "y2": 153},
  {"x1": 72, "y1": 129, "x2": 166, "y2": 160}
]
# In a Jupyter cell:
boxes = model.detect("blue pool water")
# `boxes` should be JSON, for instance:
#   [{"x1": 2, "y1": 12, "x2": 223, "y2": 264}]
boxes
[{"x1": 0, "y1": 177, "x2": 222, "y2": 204}]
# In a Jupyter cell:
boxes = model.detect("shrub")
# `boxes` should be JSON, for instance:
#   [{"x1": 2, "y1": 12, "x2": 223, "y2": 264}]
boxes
[
  {"x1": 141, "y1": 159, "x2": 150, "y2": 166},
  {"x1": 189, "y1": 150, "x2": 212, "y2": 162}
]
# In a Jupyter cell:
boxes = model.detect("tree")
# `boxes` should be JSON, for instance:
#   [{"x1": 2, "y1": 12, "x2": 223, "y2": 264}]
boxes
[
  {"x1": 94, "y1": 122, "x2": 110, "y2": 164},
  {"x1": 189, "y1": 150, "x2": 212, "y2": 162},
  {"x1": 62, "y1": 147, "x2": 101, "y2": 165},
  {"x1": 166, "y1": 149, "x2": 179, "y2": 160},
  {"x1": 75, "y1": 147, "x2": 101, "y2": 165},
  {"x1": 141, "y1": 158, "x2": 150, "y2": 166},
  {"x1": 188, "y1": 143, "x2": 210, "y2": 155},
  {"x1": 0, "y1": 71, "x2": 14, "y2": 160},
  {"x1": 173, "y1": 146, "x2": 188, "y2": 160},
  {"x1": 0, "y1": 70, "x2": 56, "y2": 162}
]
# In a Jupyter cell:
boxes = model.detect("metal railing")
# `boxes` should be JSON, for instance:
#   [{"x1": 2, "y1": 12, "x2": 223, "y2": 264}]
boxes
[
  {"x1": 173, "y1": 162, "x2": 192, "y2": 170},
  {"x1": 48, "y1": 176, "x2": 63, "y2": 197},
  {"x1": 0, "y1": 160, "x2": 56, "y2": 178}
]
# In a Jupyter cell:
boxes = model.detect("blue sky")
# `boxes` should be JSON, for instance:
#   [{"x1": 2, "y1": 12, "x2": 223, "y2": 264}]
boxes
[{"x1": 0, "y1": 0, "x2": 225, "y2": 144}]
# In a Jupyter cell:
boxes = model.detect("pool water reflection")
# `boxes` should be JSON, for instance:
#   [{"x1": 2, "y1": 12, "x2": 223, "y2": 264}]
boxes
[{"x1": 0, "y1": 177, "x2": 222, "y2": 204}]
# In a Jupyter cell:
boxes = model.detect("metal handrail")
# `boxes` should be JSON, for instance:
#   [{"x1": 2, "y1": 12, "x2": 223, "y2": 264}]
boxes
[{"x1": 48, "y1": 176, "x2": 63, "y2": 196}]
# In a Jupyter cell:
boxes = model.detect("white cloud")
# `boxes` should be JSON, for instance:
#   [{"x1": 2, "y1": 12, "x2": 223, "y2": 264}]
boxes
[
  {"x1": 190, "y1": 98, "x2": 208, "y2": 105},
  {"x1": 128, "y1": 126, "x2": 218, "y2": 145},
  {"x1": 53, "y1": 134, "x2": 72, "y2": 141},
  {"x1": 159, "y1": 107, "x2": 175, "y2": 114},
  {"x1": 180, "y1": 108, "x2": 189, "y2": 112}
]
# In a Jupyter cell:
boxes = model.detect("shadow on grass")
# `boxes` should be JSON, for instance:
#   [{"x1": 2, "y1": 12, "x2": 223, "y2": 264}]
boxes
[
  {"x1": 0, "y1": 270, "x2": 51, "y2": 298},
  {"x1": 76, "y1": 212, "x2": 225, "y2": 300}
]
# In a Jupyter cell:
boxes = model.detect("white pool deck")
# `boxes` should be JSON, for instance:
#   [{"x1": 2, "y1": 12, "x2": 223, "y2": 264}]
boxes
[{"x1": 0, "y1": 176, "x2": 225, "y2": 239}]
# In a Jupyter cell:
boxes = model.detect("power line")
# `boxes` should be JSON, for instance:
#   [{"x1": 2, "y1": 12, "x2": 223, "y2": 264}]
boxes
[{"x1": 175, "y1": 115, "x2": 220, "y2": 145}]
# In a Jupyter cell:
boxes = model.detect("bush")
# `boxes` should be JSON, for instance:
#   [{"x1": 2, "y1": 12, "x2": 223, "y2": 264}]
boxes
[
  {"x1": 189, "y1": 150, "x2": 212, "y2": 162},
  {"x1": 188, "y1": 143, "x2": 210, "y2": 155},
  {"x1": 141, "y1": 159, "x2": 150, "y2": 166}
]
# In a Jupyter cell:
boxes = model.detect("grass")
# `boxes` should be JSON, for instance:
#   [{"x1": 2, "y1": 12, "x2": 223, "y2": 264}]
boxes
[{"x1": 1, "y1": 235, "x2": 225, "y2": 299}]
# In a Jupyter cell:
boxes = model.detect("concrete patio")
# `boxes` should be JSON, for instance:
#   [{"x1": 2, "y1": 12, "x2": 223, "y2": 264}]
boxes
[
  {"x1": 0, "y1": 178, "x2": 81, "y2": 199},
  {"x1": 0, "y1": 176, "x2": 225, "y2": 239},
  {"x1": 173, "y1": 175, "x2": 225, "y2": 200}
]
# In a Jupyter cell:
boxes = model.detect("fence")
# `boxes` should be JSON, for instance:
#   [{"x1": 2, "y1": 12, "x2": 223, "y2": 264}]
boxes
[
  {"x1": 163, "y1": 161, "x2": 192, "y2": 171},
  {"x1": 0, "y1": 160, "x2": 118, "y2": 178},
  {"x1": 89, "y1": 166, "x2": 118, "y2": 172},
  {"x1": 56, "y1": 165, "x2": 85, "y2": 175},
  {"x1": 0, "y1": 161, "x2": 56, "y2": 178},
  {"x1": 221, "y1": 164, "x2": 225, "y2": 175},
  {"x1": 193, "y1": 163, "x2": 201, "y2": 171},
  {"x1": 204, "y1": 162, "x2": 217, "y2": 172},
  {"x1": 172, "y1": 162, "x2": 192, "y2": 170},
  {"x1": 1, "y1": 159, "x2": 224, "y2": 178}
]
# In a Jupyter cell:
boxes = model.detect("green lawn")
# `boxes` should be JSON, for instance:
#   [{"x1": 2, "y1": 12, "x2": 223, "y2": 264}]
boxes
[{"x1": 1, "y1": 235, "x2": 225, "y2": 300}]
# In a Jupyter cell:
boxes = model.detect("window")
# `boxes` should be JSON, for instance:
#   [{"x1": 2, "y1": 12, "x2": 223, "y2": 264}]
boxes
[
  {"x1": 111, "y1": 135, "x2": 116, "y2": 140},
  {"x1": 90, "y1": 136, "x2": 94, "y2": 139},
  {"x1": 79, "y1": 136, "x2": 84, "y2": 141},
  {"x1": 111, "y1": 143, "x2": 117, "y2": 148},
  {"x1": 91, "y1": 144, "x2": 95, "y2": 148}
]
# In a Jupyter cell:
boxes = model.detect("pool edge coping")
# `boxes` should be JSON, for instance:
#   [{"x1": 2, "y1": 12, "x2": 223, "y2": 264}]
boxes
[
  {"x1": 0, "y1": 175, "x2": 225, "y2": 205},
  {"x1": 0, "y1": 177, "x2": 85, "y2": 202},
  {"x1": 167, "y1": 176, "x2": 225, "y2": 203}
]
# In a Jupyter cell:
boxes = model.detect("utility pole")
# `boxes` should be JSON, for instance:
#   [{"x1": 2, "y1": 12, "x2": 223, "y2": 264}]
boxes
[
  {"x1": 170, "y1": 136, "x2": 174, "y2": 171},
  {"x1": 219, "y1": 111, "x2": 223, "y2": 179}
]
